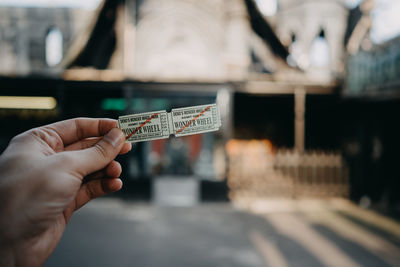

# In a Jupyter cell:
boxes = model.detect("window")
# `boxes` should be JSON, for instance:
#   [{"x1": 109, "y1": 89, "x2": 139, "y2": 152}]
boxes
[
  {"x1": 287, "y1": 33, "x2": 301, "y2": 67},
  {"x1": 45, "y1": 27, "x2": 63, "y2": 67},
  {"x1": 310, "y1": 29, "x2": 330, "y2": 67},
  {"x1": 255, "y1": 0, "x2": 277, "y2": 16}
]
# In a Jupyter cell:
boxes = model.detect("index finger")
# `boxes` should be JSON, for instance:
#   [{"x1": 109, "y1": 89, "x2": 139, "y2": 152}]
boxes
[{"x1": 43, "y1": 118, "x2": 118, "y2": 146}]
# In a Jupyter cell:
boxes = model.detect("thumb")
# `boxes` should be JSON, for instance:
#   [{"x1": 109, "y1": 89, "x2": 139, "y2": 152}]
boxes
[{"x1": 63, "y1": 128, "x2": 126, "y2": 177}]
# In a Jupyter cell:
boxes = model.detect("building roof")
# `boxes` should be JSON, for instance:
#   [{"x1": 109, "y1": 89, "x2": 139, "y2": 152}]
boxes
[
  {"x1": 65, "y1": 0, "x2": 290, "y2": 75},
  {"x1": 244, "y1": 0, "x2": 288, "y2": 60},
  {"x1": 344, "y1": 5, "x2": 362, "y2": 47},
  {"x1": 63, "y1": 0, "x2": 120, "y2": 69}
]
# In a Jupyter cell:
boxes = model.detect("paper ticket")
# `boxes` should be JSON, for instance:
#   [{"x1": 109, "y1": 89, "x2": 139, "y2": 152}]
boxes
[{"x1": 118, "y1": 104, "x2": 221, "y2": 143}]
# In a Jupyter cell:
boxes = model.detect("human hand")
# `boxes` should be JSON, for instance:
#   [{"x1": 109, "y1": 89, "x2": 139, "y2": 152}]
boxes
[{"x1": 0, "y1": 118, "x2": 131, "y2": 267}]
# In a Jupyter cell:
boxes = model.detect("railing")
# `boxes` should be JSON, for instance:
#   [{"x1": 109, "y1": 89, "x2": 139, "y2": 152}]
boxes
[
  {"x1": 345, "y1": 36, "x2": 400, "y2": 95},
  {"x1": 274, "y1": 149, "x2": 349, "y2": 198},
  {"x1": 226, "y1": 140, "x2": 349, "y2": 202}
]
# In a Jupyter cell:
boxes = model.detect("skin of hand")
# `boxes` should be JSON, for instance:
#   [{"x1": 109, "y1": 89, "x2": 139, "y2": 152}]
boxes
[{"x1": 0, "y1": 118, "x2": 132, "y2": 267}]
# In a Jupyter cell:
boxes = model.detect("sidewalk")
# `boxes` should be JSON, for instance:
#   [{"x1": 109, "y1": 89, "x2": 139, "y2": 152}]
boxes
[{"x1": 45, "y1": 199, "x2": 400, "y2": 267}]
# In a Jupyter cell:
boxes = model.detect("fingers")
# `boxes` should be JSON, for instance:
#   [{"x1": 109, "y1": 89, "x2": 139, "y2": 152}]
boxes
[
  {"x1": 64, "y1": 137, "x2": 101, "y2": 151},
  {"x1": 63, "y1": 161, "x2": 123, "y2": 221},
  {"x1": 43, "y1": 118, "x2": 118, "y2": 146},
  {"x1": 58, "y1": 128, "x2": 126, "y2": 178},
  {"x1": 65, "y1": 137, "x2": 132, "y2": 155},
  {"x1": 74, "y1": 178, "x2": 123, "y2": 211},
  {"x1": 119, "y1": 142, "x2": 132, "y2": 154},
  {"x1": 83, "y1": 161, "x2": 122, "y2": 182}
]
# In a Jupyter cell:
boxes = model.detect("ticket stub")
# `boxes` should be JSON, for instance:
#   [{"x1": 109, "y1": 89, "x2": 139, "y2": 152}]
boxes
[
  {"x1": 118, "y1": 104, "x2": 221, "y2": 143},
  {"x1": 118, "y1": 110, "x2": 170, "y2": 142}
]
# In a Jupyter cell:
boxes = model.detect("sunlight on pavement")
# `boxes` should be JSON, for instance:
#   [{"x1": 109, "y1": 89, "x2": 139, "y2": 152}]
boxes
[
  {"x1": 250, "y1": 230, "x2": 289, "y2": 267},
  {"x1": 266, "y1": 213, "x2": 360, "y2": 267},
  {"x1": 244, "y1": 198, "x2": 400, "y2": 267}
]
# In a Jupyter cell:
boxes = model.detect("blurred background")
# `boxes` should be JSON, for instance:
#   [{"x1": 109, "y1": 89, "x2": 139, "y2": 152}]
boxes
[{"x1": 0, "y1": 0, "x2": 400, "y2": 266}]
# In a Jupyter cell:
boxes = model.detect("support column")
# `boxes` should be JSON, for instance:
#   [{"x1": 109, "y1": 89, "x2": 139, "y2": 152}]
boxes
[
  {"x1": 216, "y1": 87, "x2": 233, "y2": 180},
  {"x1": 216, "y1": 87, "x2": 234, "y2": 141},
  {"x1": 295, "y1": 87, "x2": 306, "y2": 153}
]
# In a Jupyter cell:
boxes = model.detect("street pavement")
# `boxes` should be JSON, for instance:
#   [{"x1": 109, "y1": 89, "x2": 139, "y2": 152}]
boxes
[{"x1": 45, "y1": 198, "x2": 400, "y2": 267}]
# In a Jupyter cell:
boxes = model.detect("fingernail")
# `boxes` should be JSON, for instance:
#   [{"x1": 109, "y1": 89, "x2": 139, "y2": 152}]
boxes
[{"x1": 104, "y1": 128, "x2": 125, "y2": 148}]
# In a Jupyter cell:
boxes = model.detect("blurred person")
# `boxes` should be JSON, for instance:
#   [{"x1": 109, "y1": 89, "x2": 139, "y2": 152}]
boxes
[{"x1": 0, "y1": 118, "x2": 131, "y2": 267}]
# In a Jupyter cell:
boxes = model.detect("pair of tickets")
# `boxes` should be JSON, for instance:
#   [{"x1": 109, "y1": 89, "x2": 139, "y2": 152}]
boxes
[{"x1": 118, "y1": 104, "x2": 221, "y2": 143}]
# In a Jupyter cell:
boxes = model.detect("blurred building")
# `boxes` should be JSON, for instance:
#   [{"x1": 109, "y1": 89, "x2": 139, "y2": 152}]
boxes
[
  {"x1": 276, "y1": 0, "x2": 348, "y2": 82},
  {"x1": 0, "y1": 6, "x2": 92, "y2": 75},
  {"x1": 0, "y1": 0, "x2": 289, "y2": 201},
  {"x1": 342, "y1": 0, "x2": 400, "y2": 208},
  {"x1": 0, "y1": 0, "x2": 399, "y2": 209},
  {"x1": 0, "y1": 0, "x2": 345, "y2": 200}
]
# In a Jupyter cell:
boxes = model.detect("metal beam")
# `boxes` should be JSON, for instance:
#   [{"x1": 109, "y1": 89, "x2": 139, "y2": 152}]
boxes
[{"x1": 241, "y1": 80, "x2": 338, "y2": 95}]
